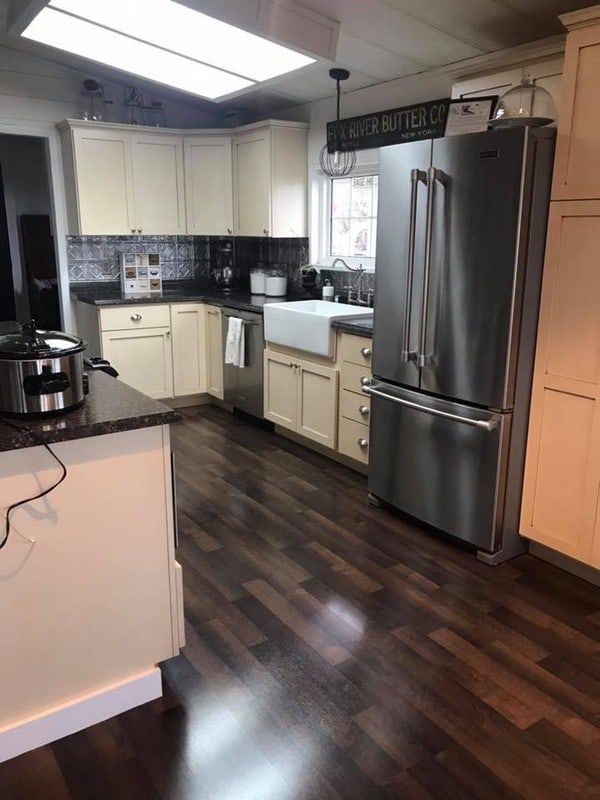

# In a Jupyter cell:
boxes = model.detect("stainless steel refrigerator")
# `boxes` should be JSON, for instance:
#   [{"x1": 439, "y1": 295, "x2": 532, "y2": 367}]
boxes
[{"x1": 367, "y1": 127, "x2": 555, "y2": 564}]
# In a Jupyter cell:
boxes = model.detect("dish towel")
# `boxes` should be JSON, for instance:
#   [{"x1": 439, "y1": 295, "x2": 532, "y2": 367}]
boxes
[{"x1": 225, "y1": 317, "x2": 245, "y2": 368}]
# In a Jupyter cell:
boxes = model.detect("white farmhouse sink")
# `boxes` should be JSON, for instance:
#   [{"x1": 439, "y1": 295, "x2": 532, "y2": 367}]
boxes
[{"x1": 264, "y1": 300, "x2": 374, "y2": 357}]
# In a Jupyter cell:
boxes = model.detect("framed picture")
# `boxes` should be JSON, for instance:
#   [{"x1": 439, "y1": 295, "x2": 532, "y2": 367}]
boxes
[{"x1": 445, "y1": 96, "x2": 498, "y2": 136}]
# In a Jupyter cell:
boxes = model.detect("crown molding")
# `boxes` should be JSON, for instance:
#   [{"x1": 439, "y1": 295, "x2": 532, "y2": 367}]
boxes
[{"x1": 560, "y1": 5, "x2": 600, "y2": 31}]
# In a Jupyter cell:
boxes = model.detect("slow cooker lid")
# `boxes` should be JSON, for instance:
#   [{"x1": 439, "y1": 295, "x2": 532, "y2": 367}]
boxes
[{"x1": 0, "y1": 320, "x2": 86, "y2": 360}]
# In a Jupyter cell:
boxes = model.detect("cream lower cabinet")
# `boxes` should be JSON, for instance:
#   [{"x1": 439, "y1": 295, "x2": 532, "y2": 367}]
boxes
[
  {"x1": 101, "y1": 327, "x2": 174, "y2": 400},
  {"x1": 205, "y1": 305, "x2": 224, "y2": 400},
  {"x1": 264, "y1": 350, "x2": 338, "y2": 448},
  {"x1": 171, "y1": 303, "x2": 207, "y2": 397}
]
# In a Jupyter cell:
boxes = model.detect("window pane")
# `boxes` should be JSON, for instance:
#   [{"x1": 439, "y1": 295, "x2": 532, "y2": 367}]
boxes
[
  {"x1": 331, "y1": 178, "x2": 351, "y2": 218},
  {"x1": 372, "y1": 176, "x2": 379, "y2": 217},
  {"x1": 368, "y1": 218, "x2": 378, "y2": 258},
  {"x1": 331, "y1": 218, "x2": 351, "y2": 256},
  {"x1": 351, "y1": 176, "x2": 373, "y2": 217},
  {"x1": 350, "y1": 218, "x2": 370, "y2": 257}
]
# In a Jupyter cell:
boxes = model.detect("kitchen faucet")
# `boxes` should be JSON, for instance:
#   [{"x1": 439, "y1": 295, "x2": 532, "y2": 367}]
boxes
[{"x1": 331, "y1": 258, "x2": 370, "y2": 305}]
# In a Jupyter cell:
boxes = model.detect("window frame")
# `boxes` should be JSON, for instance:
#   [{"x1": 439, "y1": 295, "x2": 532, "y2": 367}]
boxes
[{"x1": 312, "y1": 162, "x2": 379, "y2": 272}]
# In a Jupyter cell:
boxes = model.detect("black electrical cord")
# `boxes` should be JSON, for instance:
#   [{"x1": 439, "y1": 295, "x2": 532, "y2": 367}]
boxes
[{"x1": 0, "y1": 418, "x2": 67, "y2": 551}]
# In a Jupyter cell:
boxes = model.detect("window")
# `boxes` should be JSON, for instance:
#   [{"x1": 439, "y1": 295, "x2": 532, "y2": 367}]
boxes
[{"x1": 330, "y1": 174, "x2": 378, "y2": 260}]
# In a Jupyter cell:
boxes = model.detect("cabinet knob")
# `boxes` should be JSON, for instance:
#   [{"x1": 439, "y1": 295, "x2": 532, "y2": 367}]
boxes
[
  {"x1": 360, "y1": 376, "x2": 371, "y2": 387},
  {"x1": 263, "y1": 228, "x2": 269, "y2": 236},
  {"x1": 227, "y1": 228, "x2": 233, "y2": 235},
  {"x1": 361, "y1": 347, "x2": 372, "y2": 358},
  {"x1": 359, "y1": 405, "x2": 370, "y2": 417},
  {"x1": 137, "y1": 228, "x2": 142, "y2": 234},
  {"x1": 130, "y1": 313, "x2": 142, "y2": 321},
  {"x1": 131, "y1": 228, "x2": 136, "y2": 234},
  {"x1": 166, "y1": 330, "x2": 171, "y2": 337},
  {"x1": 357, "y1": 438, "x2": 369, "y2": 449}
]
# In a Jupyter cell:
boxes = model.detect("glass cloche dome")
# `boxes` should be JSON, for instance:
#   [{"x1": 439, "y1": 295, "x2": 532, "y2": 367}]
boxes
[{"x1": 491, "y1": 74, "x2": 556, "y2": 128}]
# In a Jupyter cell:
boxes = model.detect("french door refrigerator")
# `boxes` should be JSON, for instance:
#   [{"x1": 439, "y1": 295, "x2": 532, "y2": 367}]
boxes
[{"x1": 367, "y1": 127, "x2": 555, "y2": 564}]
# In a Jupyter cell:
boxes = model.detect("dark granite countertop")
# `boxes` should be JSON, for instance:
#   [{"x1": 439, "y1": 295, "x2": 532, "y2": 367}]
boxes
[
  {"x1": 332, "y1": 316, "x2": 374, "y2": 337},
  {"x1": 0, "y1": 371, "x2": 180, "y2": 453},
  {"x1": 70, "y1": 281, "x2": 313, "y2": 314}
]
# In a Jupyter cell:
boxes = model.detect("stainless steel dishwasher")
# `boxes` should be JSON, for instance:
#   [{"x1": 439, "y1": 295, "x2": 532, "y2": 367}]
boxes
[{"x1": 222, "y1": 308, "x2": 264, "y2": 419}]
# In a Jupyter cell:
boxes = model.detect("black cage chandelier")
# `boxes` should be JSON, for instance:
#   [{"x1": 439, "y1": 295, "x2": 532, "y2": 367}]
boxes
[{"x1": 319, "y1": 68, "x2": 356, "y2": 177}]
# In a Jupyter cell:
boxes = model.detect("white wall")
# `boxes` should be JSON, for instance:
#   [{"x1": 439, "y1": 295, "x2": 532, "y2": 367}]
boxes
[
  {"x1": 0, "y1": 134, "x2": 50, "y2": 319},
  {"x1": 0, "y1": 43, "x2": 221, "y2": 128}
]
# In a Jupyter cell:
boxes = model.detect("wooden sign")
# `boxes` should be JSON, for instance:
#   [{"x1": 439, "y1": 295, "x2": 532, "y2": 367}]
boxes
[{"x1": 327, "y1": 96, "x2": 498, "y2": 152}]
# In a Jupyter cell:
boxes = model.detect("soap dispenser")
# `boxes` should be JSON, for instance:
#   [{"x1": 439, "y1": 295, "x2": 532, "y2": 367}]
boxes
[{"x1": 322, "y1": 279, "x2": 334, "y2": 301}]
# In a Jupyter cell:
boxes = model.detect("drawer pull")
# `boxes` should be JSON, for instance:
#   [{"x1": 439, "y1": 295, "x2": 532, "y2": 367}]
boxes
[
  {"x1": 359, "y1": 405, "x2": 370, "y2": 417},
  {"x1": 361, "y1": 346, "x2": 372, "y2": 357},
  {"x1": 357, "y1": 438, "x2": 369, "y2": 449},
  {"x1": 360, "y1": 376, "x2": 371, "y2": 387},
  {"x1": 130, "y1": 313, "x2": 143, "y2": 322}
]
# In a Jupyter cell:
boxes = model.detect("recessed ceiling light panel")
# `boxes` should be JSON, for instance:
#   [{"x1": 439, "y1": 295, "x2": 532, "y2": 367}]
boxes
[{"x1": 22, "y1": 7, "x2": 254, "y2": 99}]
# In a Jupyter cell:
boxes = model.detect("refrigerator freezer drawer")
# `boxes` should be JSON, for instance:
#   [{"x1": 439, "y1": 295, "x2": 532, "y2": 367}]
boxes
[{"x1": 367, "y1": 382, "x2": 510, "y2": 552}]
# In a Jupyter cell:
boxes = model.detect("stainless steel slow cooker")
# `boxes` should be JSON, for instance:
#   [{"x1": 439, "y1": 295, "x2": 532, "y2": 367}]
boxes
[{"x1": 0, "y1": 321, "x2": 88, "y2": 417}]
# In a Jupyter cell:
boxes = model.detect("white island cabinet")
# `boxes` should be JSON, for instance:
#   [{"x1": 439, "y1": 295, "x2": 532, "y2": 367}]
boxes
[{"x1": 0, "y1": 372, "x2": 183, "y2": 763}]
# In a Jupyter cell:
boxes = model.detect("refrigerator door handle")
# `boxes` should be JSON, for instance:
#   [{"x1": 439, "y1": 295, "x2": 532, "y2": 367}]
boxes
[
  {"x1": 363, "y1": 385, "x2": 497, "y2": 431},
  {"x1": 416, "y1": 167, "x2": 444, "y2": 369},
  {"x1": 401, "y1": 168, "x2": 426, "y2": 362}
]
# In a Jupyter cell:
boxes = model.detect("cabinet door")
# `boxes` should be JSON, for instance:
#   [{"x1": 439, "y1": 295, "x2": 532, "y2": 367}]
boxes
[
  {"x1": 521, "y1": 201, "x2": 600, "y2": 564},
  {"x1": 101, "y1": 327, "x2": 174, "y2": 399},
  {"x1": 296, "y1": 359, "x2": 338, "y2": 448},
  {"x1": 72, "y1": 127, "x2": 134, "y2": 235},
  {"x1": 184, "y1": 136, "x2": 233, "y2": 235},
  {"x1": 233, "y1": 129, "x2": 271, "y2": 236},
  {"x1": 130, "y1": 134, "x2": 186, "y2": 234},
  {"x1": 171, "y1": 303, "x2": 207, "y2": 397},
  {"x1": 553, "y1": 24, "x2": 600, "y2": 200},
  {"x1": 205, "y1": 305, "x2": 224, "y2": 399},
  {"x1": 264, "y1": 350, "x2": 296, "y2": 430}
]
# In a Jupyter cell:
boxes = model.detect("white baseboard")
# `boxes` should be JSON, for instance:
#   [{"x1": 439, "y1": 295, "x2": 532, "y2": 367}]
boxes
[{"x1": 0, "y1": 668, "x2": 162, "y2": 764}]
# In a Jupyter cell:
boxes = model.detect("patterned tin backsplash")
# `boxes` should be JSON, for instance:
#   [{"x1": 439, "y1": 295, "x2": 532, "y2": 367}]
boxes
[{"x1": 67, "y1": 235, "x2": 310, "y2": 287}]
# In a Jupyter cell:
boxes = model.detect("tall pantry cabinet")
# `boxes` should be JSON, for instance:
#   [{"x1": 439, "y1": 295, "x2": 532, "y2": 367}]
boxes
[{"x1": 521, "y1": 7, "x2": 600, "y2": 568}]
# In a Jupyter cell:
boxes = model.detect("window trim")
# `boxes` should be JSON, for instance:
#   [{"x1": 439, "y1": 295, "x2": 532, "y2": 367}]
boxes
[{"x1": 312, "y1": 162, "x2": 379, "y2": 273}]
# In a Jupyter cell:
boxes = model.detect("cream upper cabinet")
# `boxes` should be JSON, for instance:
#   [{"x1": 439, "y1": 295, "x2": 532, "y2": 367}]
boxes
[
  {"x1": 130, "y1": 133, "x2": 186, "y2": 235},
  {"x1": 521, "y1": 201, "x2": 600, "y2": 564},
  {"x1": 552, "y1": 12, "x2": 600, "y2": 200},
  {"x1": 205, "y1": 305, "x2": 224, "y2": 400},
  {"x1": 171, "y1": 303, "x2": 207, "y2": 397},
  {"x1": 63, "y1": 126, "x2": 134, "y2": 235},
  {"x1": 264, "y1": 349, "x2": 338, "y2": 448},
  {"x1": 101, "y1": 327, "x2": 174, "y2": 400},
  {"x1": 184, "y1": 136, "x2": 233, "y2": 235},
  {"x1": 233, "y1": 123, "x2": 308, "y2": 237}
]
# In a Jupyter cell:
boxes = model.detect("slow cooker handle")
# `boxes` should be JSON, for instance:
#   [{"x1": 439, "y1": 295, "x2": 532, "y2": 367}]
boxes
[{"x1": 23, "y1": 371, "x2": 70, "y2": 396}]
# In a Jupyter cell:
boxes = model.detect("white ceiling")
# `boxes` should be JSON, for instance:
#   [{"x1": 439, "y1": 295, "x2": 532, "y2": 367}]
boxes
[{"x1": 0, "y1": 0, "x2": 593, "y2": 120}]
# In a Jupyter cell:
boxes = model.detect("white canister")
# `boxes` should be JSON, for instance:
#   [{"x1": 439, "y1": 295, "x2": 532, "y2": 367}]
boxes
[
  {"x1": 250, "y1": 268, "x2": 266, "y2": 294},
  {"x1": 265, "y1": 273, "x2": 288, "y2": 297}
]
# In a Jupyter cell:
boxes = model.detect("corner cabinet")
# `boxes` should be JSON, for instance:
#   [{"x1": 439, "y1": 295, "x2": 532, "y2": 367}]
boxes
[
  {"x1": 184, "y1": 136, "x2": 233, "y2": 235},
  {"x1": 233, "y1": 123, "x2": 308, "y2": 237},
  {"x1": 264, "y1": 350, "x2": 338, "y2": 448}
]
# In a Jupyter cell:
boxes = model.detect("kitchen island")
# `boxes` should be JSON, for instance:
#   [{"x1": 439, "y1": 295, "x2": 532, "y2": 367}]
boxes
[{"x1": 0, "y1": 372, "x2": 183, "y2": 762}]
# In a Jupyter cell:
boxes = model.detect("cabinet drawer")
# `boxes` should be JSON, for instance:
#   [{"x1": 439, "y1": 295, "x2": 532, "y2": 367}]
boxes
[
  {"x1": 340, "y1": 333, "x2": 373, "y2": 367},
  {"x1": 340, "y1": 390, "x2": 371, "y2": 425},
  {"x1": 341, "y1": 361, "x2": 372, "y2": 395},
  {"x1": 100, "y1": 304, "x2": 171, "y2": 332},
  {"x1": 338, "y1": 417, "x2": 370, "y2": 465}
]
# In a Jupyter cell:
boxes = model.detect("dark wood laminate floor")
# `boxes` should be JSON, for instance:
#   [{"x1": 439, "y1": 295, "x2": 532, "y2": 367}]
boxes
[{"x1": 2, "y1": 405, "x2": 600, "y2": 800}]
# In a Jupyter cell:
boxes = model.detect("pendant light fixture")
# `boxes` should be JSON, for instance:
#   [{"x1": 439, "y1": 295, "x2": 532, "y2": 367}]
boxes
[{"x1": 320, "y1": 68, "x2": 356, "y2": 177}]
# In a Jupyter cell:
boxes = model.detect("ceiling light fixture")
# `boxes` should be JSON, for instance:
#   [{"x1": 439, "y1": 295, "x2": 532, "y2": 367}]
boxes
[
  {"x1": 20, "y1": 0, "x2": 315, "y2": 101},
  {"x1": 320, "y1": 68, "x2": 356, "y2": 178},
  {"x1": 49, "y1": 0, "x2": 315, "y2": 82}
]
